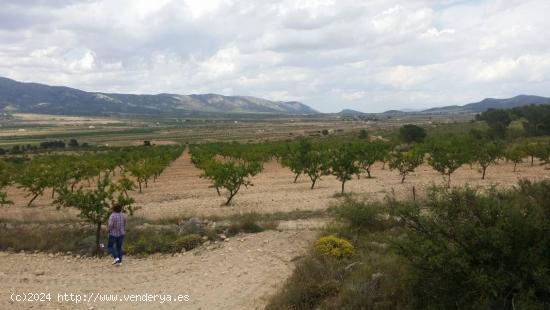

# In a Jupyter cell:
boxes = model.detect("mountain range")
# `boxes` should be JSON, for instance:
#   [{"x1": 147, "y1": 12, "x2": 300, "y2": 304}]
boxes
[
  {"x1": 418, "y1": 95, "x2": 550, "y2": 113},
  {"x1": 0, "y1": 77, "x2": 317, "y2": 115},
  {"x1": 1, "y1": 76, "x2": 549, "y2": 117}
]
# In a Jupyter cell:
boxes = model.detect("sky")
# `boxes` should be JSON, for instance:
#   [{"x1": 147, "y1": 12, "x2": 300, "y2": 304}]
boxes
[{"x1": 1, "y1": 0, "x2": 550, "y2": 113}]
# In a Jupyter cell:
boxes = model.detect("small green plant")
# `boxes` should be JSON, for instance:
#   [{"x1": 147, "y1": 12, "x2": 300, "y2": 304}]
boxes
[
  {"x1": 314, "y1": 236, "x2": 355, "y2": 259},
  {"x1": 171, "y1": 234, "x2": 203, "y2": 252}
]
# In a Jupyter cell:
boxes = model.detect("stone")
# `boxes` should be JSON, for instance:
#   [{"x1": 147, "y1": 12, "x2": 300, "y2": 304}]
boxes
[{"x1": 178, "y1": 217, "x2": 203, "y2": 234}]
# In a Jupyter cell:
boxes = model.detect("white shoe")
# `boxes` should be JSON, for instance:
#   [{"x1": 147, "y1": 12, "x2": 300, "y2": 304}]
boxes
[
  {"x1": 115, "y1": 262, "x2": 122, "y2": 267},
  {"x1": 112, "y1": 258, "x2": 120, "y2": 265}
]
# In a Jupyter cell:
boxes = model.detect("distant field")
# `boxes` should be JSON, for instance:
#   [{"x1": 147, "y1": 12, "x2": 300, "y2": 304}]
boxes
[{"x1": 0, "y1": 112, "x2": 475, "y2": 147}]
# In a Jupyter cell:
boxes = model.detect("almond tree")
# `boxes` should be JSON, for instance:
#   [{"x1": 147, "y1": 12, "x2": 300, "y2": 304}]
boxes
[
  {"x1": 201, "y1": 158, "x2": 262, "y2": 205},
  {"x1": 54, "y1": 176, "x2": 136, "y2": 255},
  {"x1": 426, "y1": 136, "x2": 472, "y2": 186},
  {"x1": 505, "y1": 143, "x2": 527, "y2": 172},
  {"x1": 388, "y1": 148, "x2": 424, "y2": 184},
  {"x1": 329, "y1": 144, "x2": 360, "y2": 193},
  {"x1": 303, "y1": 149, "x2": 330, "y2": 189},
  {"x1": 280, "y1": 139, "x2": 311, "y2": 183},
  {"x1": 355, "y1": 140, "x2": 391, "y2": 178},
  {"x1": 472, "y1": 140, "x2": 504, "y2": 179},
  {"x1": 16, "y1": 159, "x2": 52, "y2": 206}
]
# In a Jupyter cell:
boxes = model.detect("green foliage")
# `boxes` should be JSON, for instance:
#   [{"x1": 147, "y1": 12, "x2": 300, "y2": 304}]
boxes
[
  {"x1": 16, "y1": 158, "x2": 53, "y2": 206},
  {"x1": 477, "y1": 108, "x2": 512, "y2": 138},
  {"x1": 279, "y1": 138, "x2": 312, "y2": 183},
  {"x1": 171, "y1": 234, "x2": 203, "y2": 252},
  {"x1": 358, "y1": 129, "x2": 369, "y2": 139},
  {"x1": 511, "y1": 104, "x2": 550, "y2": 136},
  {"x1": 388, "y1": 147, "x2": 424, "y2": 184},
  {"x1": 200, "y1": 158, "x2": 263, "y2": 205},
  {"x1": 303, "y1": 149, "x2": 330, "y2": 189},
  {"x1": 329, "y1": 143, "x2": 360, "y2": 193},
  {"x1": 390, "y1": 181, "x2": 550, "y2": 309},
  {"x1": 314, "y1": 236, "x2": 355, "y2": 259},
  {"x1": 354, "y1": 140, "x2": 391, "y2": 178},
  {"x1": 399, "y1": 124, "x2": 427, "y2": 144},
  {"x1": 425, "y1": 135, "x2": 472, "y2": 186},
  {"x1": 266, "y1": 254, "x2": 349, "y2": 310},
  {"x1": 328, "y1": 197, "x2": 388, "y2": 233},
  {"x1": 471, "y1": 139, "x2": 505, "y2": 179},
  {"x1": 504, "y1": 143, "x2": 527, "y2": 171},
  {"x1": 54, "y1": 176, "x2": 136, "y2": 254},
  {"x1": 271, "y1": 181, "x2": 550, "y2": 309},
  {"x1": 0, "y1": 161, "x2": 14, "y2": 206},
  {"x1": 533, "y1": 141, "x2": 550, "y2": 166}
]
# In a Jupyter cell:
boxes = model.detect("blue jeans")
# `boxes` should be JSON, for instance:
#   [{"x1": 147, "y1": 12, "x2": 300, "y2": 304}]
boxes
[{"x1": 107, "y1": 235, "x2": 124, "y2": 262}]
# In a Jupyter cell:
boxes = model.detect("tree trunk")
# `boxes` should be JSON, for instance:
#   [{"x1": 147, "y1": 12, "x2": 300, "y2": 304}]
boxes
[
  {"x1": 513, "y1": 162, "x2": 517, "y2": 172},
  {"x1": 401, "y1": 174, "x2": 406, "y2": 184},
  {"x1": 447, "y1": 173, "x2": 451, "y2": 187},
  {"x1": 51, "y1": 188, "x2": 55, "y2": 199},
  {"x1": 215, "y1": 186, "x2": 221, "y2": 196},
  {"x1": 482, "y1": 166, "x2": 486, "y2": 179},
  {"x1": 225, "y1": 186, "x2": 241, "y2": 206},
  {"x1": 531, "y1": 156, "x2": 534, "y2": 166},
  {"x1": 27, "y1": 193, "x2": 40, "y2": 207},
  {"x1": 138, "y1": 181, "x2": 142, "y2": 193},
  {"x1": 366, "y1": 167, "x2": 372, "y2": 178},
  {"x1": 293, "y1": 173, "x2": 300, "y2": 183},
  {"x1": 341, "y1": 180, "x2": 346, "y2": 193},
  {"x1": 95, "y1": 222, "x2": 102, "y2": 256},
  {"x1": 311, "y1": 177, "x2": 317, "y2": 189}
]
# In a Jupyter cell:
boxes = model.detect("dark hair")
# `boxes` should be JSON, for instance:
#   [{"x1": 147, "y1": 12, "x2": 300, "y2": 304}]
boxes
[{"x1": 112, "y1": 203, "x2": 122, "y2": 213}]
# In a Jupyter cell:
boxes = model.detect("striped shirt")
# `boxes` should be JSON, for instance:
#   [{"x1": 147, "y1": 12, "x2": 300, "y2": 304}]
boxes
[{"x1": 108, "y1": 212, "x2": 127, "y2": 237}]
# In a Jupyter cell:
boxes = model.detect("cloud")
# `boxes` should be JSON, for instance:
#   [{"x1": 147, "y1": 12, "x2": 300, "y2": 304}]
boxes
[{"x1": 0, "y1": 0, "x2": 549, "y2": 112}]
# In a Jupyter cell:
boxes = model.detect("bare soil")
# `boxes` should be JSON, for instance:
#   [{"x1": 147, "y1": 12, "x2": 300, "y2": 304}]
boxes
[
  {"x1": 0, "y1": 230, "x2": 316, "y2": 309},
  {"x1": 2, "y1": 152, "x2": 549, "y2": 221}
]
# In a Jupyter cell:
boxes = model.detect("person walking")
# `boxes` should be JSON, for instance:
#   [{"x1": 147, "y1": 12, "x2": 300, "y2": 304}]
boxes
[{"x1": 107, "y1": 203, "x2": 127, "y2": 266}]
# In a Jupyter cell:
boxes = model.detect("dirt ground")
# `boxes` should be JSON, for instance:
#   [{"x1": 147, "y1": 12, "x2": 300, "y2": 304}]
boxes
[
  {"x1": 0, "y1": 230, "x2": 317, "y2": 310},
  {"x1": 2, "y1": 151, "x2": 549, "y2": 221},
  {"x1": 1, "y1": 152, "x2": 549, "y2": 309}
]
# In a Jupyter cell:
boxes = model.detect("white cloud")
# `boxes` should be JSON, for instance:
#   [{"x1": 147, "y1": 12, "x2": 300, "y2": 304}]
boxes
[{"x1": 1, "y1": 0, "x2": 550, "y2": 112}]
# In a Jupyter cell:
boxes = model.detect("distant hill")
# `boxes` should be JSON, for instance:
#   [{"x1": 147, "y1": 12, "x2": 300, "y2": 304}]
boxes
[
  {"x1": 422, "y1": 95, "x2": 550, "y2": 113},
  {"x1": 338, "y1": 109, "x2": 367, "y2": 116},
  {"x1": 0, "y1": 77, "x2": 318, "y2": 116}
]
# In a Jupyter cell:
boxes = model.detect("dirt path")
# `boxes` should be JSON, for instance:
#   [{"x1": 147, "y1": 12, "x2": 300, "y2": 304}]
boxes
[{"x1": 0, "y1": 230, "x2": 317, "y2": 310}]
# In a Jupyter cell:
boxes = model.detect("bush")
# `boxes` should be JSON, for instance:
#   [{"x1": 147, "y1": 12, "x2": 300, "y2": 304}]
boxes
[
  {"x1": 399, "y1": 124, "x2": 426, "y2": 144},
  {"x1": 270, "y1": 180, "x2": 550, "y2": 309},
  {"x1": 266, "y1": 254, "x2": 348, "y2": 310},
  {"x1": 314, "y1": 236, "x2": 355, "y2": 259},
  {"x1": 391, "y1": 180, "x2": 550, "y2": 309},
  {"x1": 226, "y1": 212, "x2": 267, "y2": 235},
  {"x1": 328, "y1": 197, "x2": 387, "y2": 233},
  {"x1": 171, "y1": 234, "x2": 203, "y2": 252}
]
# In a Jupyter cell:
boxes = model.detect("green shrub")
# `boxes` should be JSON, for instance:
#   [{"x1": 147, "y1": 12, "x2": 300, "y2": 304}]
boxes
[
  {"x1": 266, "y1": 254, "x2": 348, "y2": 310},
  {"x1": 328, "y1": 197, "x2": 388, "y2": 233},
  {"x1": 171, "y1": 234, "x2": 203, "y2": 252},
  {"x1": 314, "y1": 236, "x2": 355, "y2": 259},
  {"x1": 390, "y1": 180, "x2": 550, "y2": 309}
]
